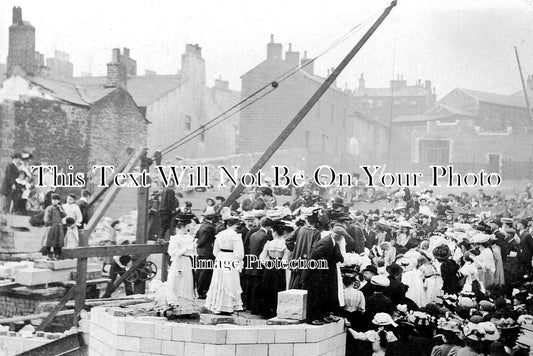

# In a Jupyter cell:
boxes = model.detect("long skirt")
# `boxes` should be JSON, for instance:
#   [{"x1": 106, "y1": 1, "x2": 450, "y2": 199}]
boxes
[
  {"x1": 261, "y1": 264, "x2": 286, "y2": 318},
  {"x1": 167, "y1": 255, "x2": 197, "y2": 302},
  {"x1": 205, "y1": 252, "x2": 243, "y2": 313},
  {"x1": 46, "y1": 224, "x2": 64, "y2": 248}
]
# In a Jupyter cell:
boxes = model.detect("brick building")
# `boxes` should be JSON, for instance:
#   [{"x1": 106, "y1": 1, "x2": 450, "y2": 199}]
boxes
[
  {"x1": 389, "y1": 87, "x2": 533, "y2": 178},
  {"x1": 352, "y1": 74, "x2": 436, "y2": 126},
  {"x1": 238, "y1": 36, "x2": 389, "y2": 171},
  {"x1": 0, "y1": 8, "x2": 147, "y2": 181},
  {"x1": 72, "y1": 45, "x2": 241, "y2": 162}
]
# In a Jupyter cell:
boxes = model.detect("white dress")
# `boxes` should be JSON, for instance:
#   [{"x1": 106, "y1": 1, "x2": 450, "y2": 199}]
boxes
[
  {"x1": 167, "y1": 231, "x2": 197, "y2": 308},
  {"x1": 205, "y1": 228, "x2": 244, "y2": 313},
  {"x1": 402, "y1": 269, "x2": 426, "y2": 307},
  {"x1": 472, "y1": 248, "x2": 495, "y2": 289}
]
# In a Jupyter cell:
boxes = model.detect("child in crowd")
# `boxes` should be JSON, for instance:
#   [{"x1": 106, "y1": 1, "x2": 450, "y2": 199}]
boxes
[
  {"x1": 43, "y1": 194, "x2": 66, "y2": 260},
  {"x1": 64, "y1": 217, "x2": 79, "y2": 248}
]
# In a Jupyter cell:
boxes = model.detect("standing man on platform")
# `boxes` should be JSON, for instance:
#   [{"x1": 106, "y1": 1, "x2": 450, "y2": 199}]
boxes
[
  {"x1": 0, "y1": 153, "x2": 22, "y2": 214},
  {"x1": 195, "y1": 208, "x2": 217, "y2": 299}
]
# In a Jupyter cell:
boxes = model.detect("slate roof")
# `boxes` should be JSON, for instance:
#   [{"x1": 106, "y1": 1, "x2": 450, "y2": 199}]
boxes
[
  {"x1": 29, "y1": 76, "x2": 89, "y2": 106},
  {"x1": 70, "y1": 74, "x2": 183, "y2": 107},
  {"x1": 458, "y1": 88, "x2": 528, "y2": 109}
]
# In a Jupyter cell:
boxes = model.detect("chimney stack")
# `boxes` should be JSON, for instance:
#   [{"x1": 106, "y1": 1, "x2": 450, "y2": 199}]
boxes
[
  {"x1": 358, "y1": 73, "x2": 365, "y2": 90},
  {"x1": 214, "y1": 77, "x2": 229, "y2": 90},
  {"x1": 267, "y1": 34, "x2": 283, "y2": 60},
  {"x1": 12, "y1": 7, "x2": 22, "y2": 24},
  {"x1": 300, "y1": 51, "x2": 314, "y2": 75},
  {"x1": 285, "y1": 43, "x2": 300, "y2": 68},
  {"x1": 105, "y1": 48, "x2": 127, "y2": 88}
]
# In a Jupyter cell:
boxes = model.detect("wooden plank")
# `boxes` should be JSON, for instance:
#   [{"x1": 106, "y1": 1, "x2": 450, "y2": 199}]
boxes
[
  {"x1": 83, "y1": 148, "x2": 144, "y2": 239},
  {"x1": 105, "y1": 252, "x2": 151, "y2": 296},
  {"x1": 0, "y1": 310, "x2": 74, "y2": 324},
  {"x1": 37, "y1": 286, "x2": 76, "y2": 331},
  {"x1": 135, "y1": 149, "x2": 151, "y2": 293},
  {"x1": 61, "y1": 243, "x2": 168, "y2": 259}
]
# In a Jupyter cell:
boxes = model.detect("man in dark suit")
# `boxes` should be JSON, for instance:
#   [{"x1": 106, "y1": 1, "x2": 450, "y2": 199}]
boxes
[
  {"x1": 0, "y1": 153, "x2": 22, "y2": 214},
  {"x1": 244, "y1": 217, "x2": 272, "y2": 314},
  {"x1": 195, "y1": 212, "x2": 217, "y2": 299},
  {"x1": 518, "y1": 219, "x2": 533, "y2": 278},
  {"x1": 385, "y1": 263, "x2": 408, "y2": 305},
  {"x1": 77, "y1": 189, "x2": 92, "y2": 230},
  {"x1": 303, "y1": 226, "x2": 345, "y2": 325}
]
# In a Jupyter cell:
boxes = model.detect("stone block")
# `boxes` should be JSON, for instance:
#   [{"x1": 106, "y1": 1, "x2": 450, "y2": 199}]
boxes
[
  {"x1": 34, "y1": 259, "x2": 77, "y2": 270},
  {"x1": 226, "y1": 328, "x2": 258, "y2": 344},
  {"x1": 191, "y1": 326, "x2": 226, "y2": 344},
  {"x1": 266, "y1": 317, "x2": 302, "y2": 325},
  {"x1": 294, "y1": 343, "x2": 320, "y2": 356},
  {"x1": 114, "y1": 336, "x2": 141, "y2": 352},
  {"x1": 124, "y1": 319, "x2": 154, "y2": 338},
  {"x1": 154, "y1": 322, "x2": 172, "y2": 340},
  {"x1": 140, "y1": 338, "x2": 162, "y2": 354},
  {"x1": 276, "y1": 289, "x2": 307, "y2": 320},
  {"x1": 171, "y1": 323, "x2": 192, "y2": 342},
  {"x1": 269, "y1": 343, "x2": 294, "y2": 356},
  {"x1": 199, "y1": 314, "x2": 236, "y2": 325},
  {"x1": 71, "y1": 268, "x2": 102, "y2": 280},
  {"x1": 161, "y1": 340, "x2": 184, "y2": 356},
  {"x1": 236, "y1": 344, "x2": 268, "y2": 356},
  {"x1": 14, "y1": 268, "x2": 72, "y2": 286},
  {"x1": 204, "y1": 344, "x2": 236, "y2": 356},
  {"x1": 255, "y1": 327, "x2": 275, "y2": 343},
  {"x1": 274, "y1": 326, "x2": 306, "y2": 343},
  {"x1": 184, "y1": 342, "x2": 204, "y2": 356},
  {"x1": 306, "y1": 325, "x2": 327, "y2": 343}
]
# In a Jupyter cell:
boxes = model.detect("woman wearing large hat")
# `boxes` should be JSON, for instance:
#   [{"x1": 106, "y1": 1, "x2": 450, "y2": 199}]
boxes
[
  {"x1": 165, "y1": 211, "x2": 197, "y2": 313},
  {"x1": 348, "y1": 313, "x2": 398, "y2": 356}
]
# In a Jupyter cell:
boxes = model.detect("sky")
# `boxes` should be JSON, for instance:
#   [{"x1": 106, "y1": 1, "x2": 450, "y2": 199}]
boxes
[{"x1": 0, "y1": 0, "x2": 532, "y2": 98}]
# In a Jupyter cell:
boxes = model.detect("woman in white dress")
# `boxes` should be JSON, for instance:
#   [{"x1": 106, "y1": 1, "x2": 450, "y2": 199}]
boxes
[
  {"x1": 471, "y1": 234, "x2": 495, "y2": 289},
  {"x1": 205, "y1": 209, "x2": 245, "y2": 314},
  {"x1": 166, "y1": 212, "x2": 197, "y2": 310}
]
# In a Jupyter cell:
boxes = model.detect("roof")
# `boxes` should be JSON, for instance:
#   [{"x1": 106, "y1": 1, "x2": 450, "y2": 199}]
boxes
[
  {"x1": 458, "y1": 88, "x2": 528, "y2": 109},
  {"x1": 30, "y1": 76, "x2": 89, "y2": 106},
  {"x1": 393, "y1": 103, "x2": 476, "y2": 124},
  {"x1": 71, "y1": 74, "x2": 183, "y2": 107},
  {"x1": 353, "y1": 85, "x2": 430, "y2": 98},
  {"x1": 393, "y1": 115, "x2": 432, "y2": 123}
]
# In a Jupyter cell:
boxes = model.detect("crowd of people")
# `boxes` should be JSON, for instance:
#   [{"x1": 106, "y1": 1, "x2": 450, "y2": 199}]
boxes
[{"x1": 146, "y1": 178, "x2": 533, "y2": 356}]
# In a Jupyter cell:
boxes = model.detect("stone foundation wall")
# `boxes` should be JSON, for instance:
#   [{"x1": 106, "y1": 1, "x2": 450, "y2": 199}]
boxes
[{"x1": 88, "y1": 307, "x2": 346, "y2": 356}]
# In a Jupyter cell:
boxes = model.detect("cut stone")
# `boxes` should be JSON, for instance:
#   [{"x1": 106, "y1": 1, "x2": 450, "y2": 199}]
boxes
[
  {"x1": 34, "y1": 259, "x2": 77, "y2": 270},
  {"x1": 14, "y1": 268, "x2": 73, "y2": 286},
  {"x1": 276, "y1": 289, "x2": 307, "y2": 320}
]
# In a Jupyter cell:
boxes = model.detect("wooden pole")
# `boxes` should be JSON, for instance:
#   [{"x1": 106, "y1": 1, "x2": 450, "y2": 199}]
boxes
[
  {"x1": 221, "y1": 0, "x2": 398, "y2": 209},
  {"x1": 37, "y1": 286, "x2": 76, "y2": 331},
  {"x1": 515, "y1": 46, "x2": 533, "y2": 123},
  {"x1": 134, "y1": 149, "x2": 151, "y2": 294}
]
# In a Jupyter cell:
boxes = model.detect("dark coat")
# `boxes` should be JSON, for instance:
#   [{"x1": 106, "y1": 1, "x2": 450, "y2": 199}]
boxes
[
  {"x1": 195, "y1": 221, "x2": 216, "y2": 256},
  {"x1": 245, "y1": 228, "x2": 271, "y2": 276},
  {"x1": 77, "y1": 199, "x2": 92, "y2": 227},
  {"x1": 440, "y1": 259, "x2": 461, "y2": 294},
  {"x1": 0, "y1": 162, "x2": 19, "y2": 197},
  {"x1": 385, "y1": 277, "x2": 408, "y2": 305}
]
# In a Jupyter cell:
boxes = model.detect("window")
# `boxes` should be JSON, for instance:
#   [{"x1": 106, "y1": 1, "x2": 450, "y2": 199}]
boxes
[
  {"x1": 305, "y1": 130, "x2": 310, "y2": 150},
  {"x1": 321, "y1": 133, "x2": 326, "y2": 152},
  {"x1": 185, "y1": 115, "x2": 192, "y2": 131},
  {"x1": 418, "y1": 139, "x2": 450, "y2": 164}
]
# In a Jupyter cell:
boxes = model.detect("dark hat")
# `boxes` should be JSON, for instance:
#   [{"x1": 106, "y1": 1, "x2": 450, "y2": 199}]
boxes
[
  {"x1": 386, "y1": 263, "x2": 403, "y2": 277},
  {"x1": 185, "y1": 201, "x2": 192, "y2": 207},
  {"x1": 215, "y1": 196, "x2": 226, "y2": 202},
  {"x1": 260, "y1": 187, "x2": 273, "y2": 196},
  {"x1": 51, "y1": 194, "x2": 61, "y2": 200},
  {"x1": 519, "y1": 219, "x2": 530, "y2": 227},
  {"x1": 362, "y1": 265, "x2": 378, "y2": 275},
  {"x1": 331, "y1": 226, "x2": 350, "y2": 239},
  {"x1": 332, "y1": 197, "x2": 345, "y2": 207},
  {"x1": 11, "y1": 153, "x2": 22, "y2": 159},
  {"x1": 205, "y1": 198, "x2": 215, "y2": 205}
]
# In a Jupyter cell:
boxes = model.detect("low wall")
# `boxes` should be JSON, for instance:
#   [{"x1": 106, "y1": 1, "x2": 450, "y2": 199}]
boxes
[
  {"x1": 88, "y1": 307, "x2": 346, "y2": 356},
  {"x1": 0, "y1": 333, "x2": 55, "y2": 356}
]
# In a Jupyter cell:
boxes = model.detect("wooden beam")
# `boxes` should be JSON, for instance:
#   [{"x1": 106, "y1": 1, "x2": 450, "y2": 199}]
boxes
[
  {"x1": 88, "y1": 148, "x2": 137, "y2": 208},
  {"x1": 220, "y1": 0, "x2": 397, "y2": 209},
  {"x1": 0, "y1": 310, "x2": 74, "y2": 324},
  {"x1": 135, "y1": 149, "x2": 151, "y2": 293},
  {"x1": 83, "y1": 148, "x2": 144, "y2": 239},
  {"x1": 105, "y1": 252, "x2": 151, "y2": 297},
  {"x1": 37, "y1": 286, "x2": 76, "y2": 331},
  {"x1": 61, "y1": 243, "x2": 168, "y2": 259}
]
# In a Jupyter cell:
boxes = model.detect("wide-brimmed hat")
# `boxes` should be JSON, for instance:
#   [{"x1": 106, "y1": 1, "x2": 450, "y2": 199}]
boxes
[
  {"x1": 205, "y1": 198, "x2": 216, "y2": 205},
  {"x1": 331, "y1": 197, "x2": 345, "y2": 207},
  {"x1": 471, "y1": 233, "x2": 490, "y2": 244},
  {"x1": 215, "y1": 195, "x2": 226, "y2": 202},
  {"x1": 362, "y1": 265, "x2": 378, "y2": 275},
  {"x1": 479, "y1": 322, "x2": 500, "y2": 341},
  {"x1": 331, "y1": 226, "x2": 350, "y2": 239},
  {"x1": 220, "y1": 207, "x2": 240, "y2": 221},
  {"x1": 407, "y1": 311, "x2": 434, "y2": 327},
  {"x1": 371, "y1": 275, "x2": 390, "y2": 287},
  {"x1": 260, "y1": 187, "x2": 273, "y2": 196},
  {"x1": 175, "y1": 211, "x2": 195, "y2": 223},
  {"x1": 386, "y1": 263, "x2": 403, "y2": 278},
  {"x1": 436, "y1": 318, "x2": 461, "y2": 333},
  {"x1": 372, "y1": 313, "x2": 397, "y2": 327}
]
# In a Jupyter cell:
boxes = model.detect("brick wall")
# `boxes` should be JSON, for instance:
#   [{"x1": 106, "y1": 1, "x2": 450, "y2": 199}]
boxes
[{"x1": 87, "y1": 87, "x2": 147, "y2": 170}]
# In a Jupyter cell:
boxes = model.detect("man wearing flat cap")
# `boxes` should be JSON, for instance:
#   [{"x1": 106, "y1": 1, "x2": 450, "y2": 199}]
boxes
[{"x1": 302, "y1": 226, "x2": 344, "y2": 325}]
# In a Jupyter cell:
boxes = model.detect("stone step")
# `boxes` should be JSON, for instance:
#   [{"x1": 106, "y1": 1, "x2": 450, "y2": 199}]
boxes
[{"x1": 34, "y1": 259, "x2": 77, "y2": 270}]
